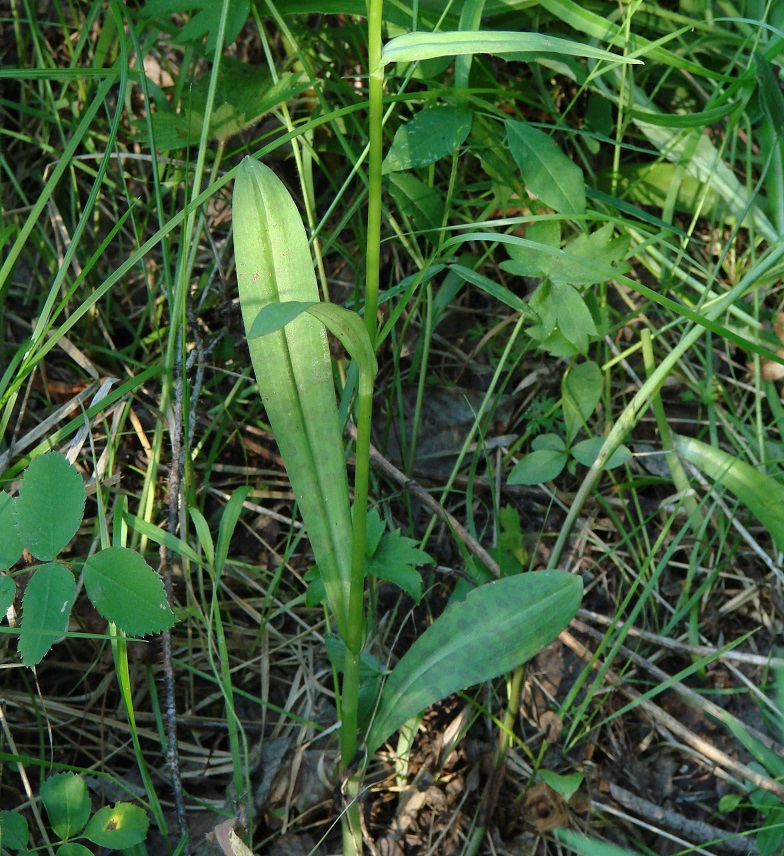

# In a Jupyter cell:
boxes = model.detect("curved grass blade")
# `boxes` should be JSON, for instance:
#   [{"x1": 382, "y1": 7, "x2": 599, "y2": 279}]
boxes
[
  {"x1": 379, "y1": 30, "x2": 643, "y2": 68},
  {"x1": 674, "y1": 434, "x2": 784, "y2": 553}
]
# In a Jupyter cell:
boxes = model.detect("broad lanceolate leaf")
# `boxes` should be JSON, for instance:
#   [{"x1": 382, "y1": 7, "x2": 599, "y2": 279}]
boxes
[
  {"x1": 365, "y1": 571, "x2": 582, "y2": 754},
  {"x1": 0, "y1": 491, "x2": 23, "y2": 570},
  {"x1": 41, "y1": 773, "x2": 91, "y2": 839},
  {"x1": 83, "y1": 547, "x2": 174, "y2": 636},
  {"x1": 14, "y1": 453, "x2": 86, "y2": 562},
  {"x1": 674, "y1": 435, "x2": 784, "y2": 553},
  {"x1": 379, "y1": 30, "x2": 643, "y2": 68},
  {"x1": 18, "y1": 562, "x2": 76, "y2": 667},
  {"x1": 233, "y1": 157, "x2": 354, "y2": 637},
  {"x1": 83, "y1": 803, "x2": 149, "y2": 850},
  {"x1": 382, "y1": 106, "x2": 472, "y2": 174},
  {"x1": 506, "y1": 120, "x2": 586, "y2": 216}
]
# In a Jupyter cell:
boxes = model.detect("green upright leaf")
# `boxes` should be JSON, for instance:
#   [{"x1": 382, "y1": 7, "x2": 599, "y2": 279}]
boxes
[
  {"x1": 83, "y1": 803, "x2": 149, "y2": 850},
  {"x1": 674, "y1": 435, "x2": 784, "y2": 552},
  {"x1": 14, "y1": 453, "x2": 86, "y2": 562},
  {"x1": 0, "y1": 491, "x2": 23, "y2": 570},
  {"x1": 41, "y1": 773, "x2": 91, "y2": 839},
  {"x1": 366, "y1": 571, "x2": 582, "y2": 754},
  {"x1": 379, "y1": 30, "x2": 643, "y2": 67},
  {"x1": 234, "y1": 157, "x2": 355, "y2": 637},
  {"x1": 83, "y1": 547, "x2": 174, "y2": 636},
  {"x1": 506, "y1": 121, "x2": 586, "y2": 216},
  {"x1": 382, "y1": 106, "x2": 472, "y2": 174},
  {"x1": 18, "y1": 562, "x2": 76, "y2": 667}
]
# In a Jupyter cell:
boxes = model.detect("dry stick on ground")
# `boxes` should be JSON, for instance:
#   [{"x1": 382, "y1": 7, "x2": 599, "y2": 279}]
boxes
[
  {"x1": 349, "y1": 425, "x2": 501, "y2": 577},
  {"x1": 560, "y1": 629, "x2": 784, "y2": 800},
  {"x1": 572, "y1": 617, "x2": 784, "y2": 760},
  {"x1": 162, "y1": 341, "x2": 188, "y2": 848},
  {"x1": 605, "y1": 783, "x2": 759, "y2": 856}
]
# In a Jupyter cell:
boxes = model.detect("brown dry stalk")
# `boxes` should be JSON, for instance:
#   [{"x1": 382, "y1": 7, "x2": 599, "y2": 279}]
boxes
[{"x1": 559, "y1": 629, "x2": 784, "y2": 801}]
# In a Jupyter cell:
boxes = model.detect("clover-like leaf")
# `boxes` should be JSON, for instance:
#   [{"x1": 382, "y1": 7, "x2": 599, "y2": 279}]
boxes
[
  {"x1": 83, "y1": 548, "x2": 174, "y2": 636},
  {"x1": 14, "y1": 453, "x2": 86, "y2": 561}
]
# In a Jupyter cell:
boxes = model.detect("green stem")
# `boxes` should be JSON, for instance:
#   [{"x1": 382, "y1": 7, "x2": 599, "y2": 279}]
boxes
[{"x1": 364, "y1": 0, "x2": 384, "y2": 343}]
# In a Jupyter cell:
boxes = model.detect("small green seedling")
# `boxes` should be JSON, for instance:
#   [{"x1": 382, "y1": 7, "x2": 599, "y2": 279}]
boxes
[
  {"x1": 509, "y1": 361, "x2": 632, "y2": 486},
  {"x1": 0, "y1": 452, "x2": 174, "y2": 666},
  {"x1": 0, "y1": 771, "x2": 149, "y2": 856}
]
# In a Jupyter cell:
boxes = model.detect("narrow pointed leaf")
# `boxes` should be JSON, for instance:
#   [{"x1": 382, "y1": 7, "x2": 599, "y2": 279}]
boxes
[
  {"x1": 233, "y1": 157, "x2": 354, "y2": 636},
  {"x1": 366, "y1": 571, "x2": 582, "y2": 754},
  {"x1": 674, "y1": 434, "x2": 784, "y2": 552}
]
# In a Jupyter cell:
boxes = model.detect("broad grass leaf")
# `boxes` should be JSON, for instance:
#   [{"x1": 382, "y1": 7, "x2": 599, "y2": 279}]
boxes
[
  {"x1": 366, "y1": 571, "x2": 582, "y2": 754},
  {"x1": 41, "y1": 773, "x2": 91, "y2": 839},
  {"x1": 0, "y1": 491, "x2": 23, "y2": 570},
  {"x1": 508, "y1": 449, "x2": 568, "y2": 485},
  {"x1": 674, "y1": 435, "x2": 784, "y2": 553},
  {"x1": 562, "y1": 361, "x2": 602, "y2": 444},
  {"x1": 0, "y1": 811, "x2": 28, "y2": 850},
  {"x1": 83, "y1": 547, "x2": 174, "y2": 636},
  {"x1": 14, "y1": 453, "x2": 85, "y2": 562},
  {"x1": 382, "y1": 106, "x2": 472, "y2": 174},
  {"x1": 506, "y1": 121, "x2": 586, "y2": 216},
  {"x1": 379, "y1": 30, "x2": 643, "y2": 67},
  {"x1": 83, "y1": 803, "x2": 149, "y2": 850},
  {"x1": 18, "y1": 562, "x2": 76, "y2": 667}
]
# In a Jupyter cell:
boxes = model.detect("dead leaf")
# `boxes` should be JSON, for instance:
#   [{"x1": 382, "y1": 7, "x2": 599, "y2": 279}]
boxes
[{"x1": 518, "y1": 781, "x2": 569, "y2": 832}]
